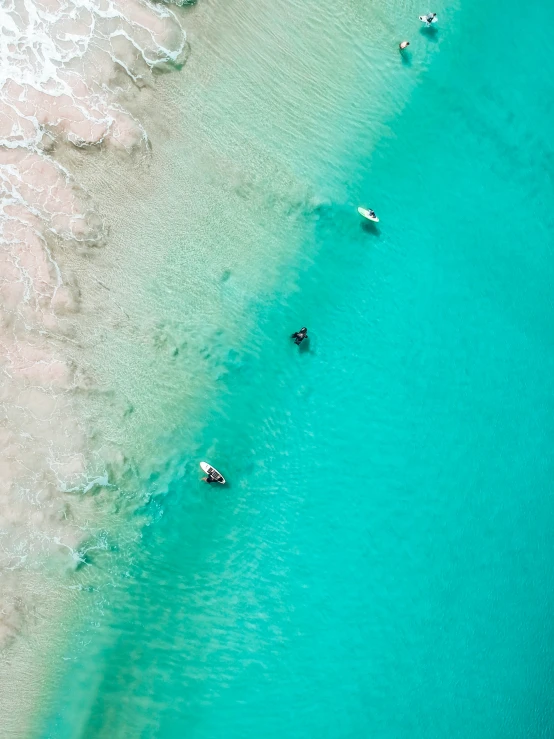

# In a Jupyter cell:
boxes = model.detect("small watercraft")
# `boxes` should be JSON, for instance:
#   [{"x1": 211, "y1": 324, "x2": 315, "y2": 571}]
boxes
[
  {"x1": 357, "y1": 206, "x2": 379, "y2": 223},
  {"x1": 419, "y1": 13, "x2": 438, "y2": 25},
  {"x1": 291, "y1": 327, "x2": 308, "y2": 345},
  {"x1": 200, "y1": 461, "x2": 226, "y2": 484}
]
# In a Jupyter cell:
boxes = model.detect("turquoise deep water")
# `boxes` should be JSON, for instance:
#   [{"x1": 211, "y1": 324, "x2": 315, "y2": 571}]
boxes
[{"x1": 37, "y1": 0, "x2": 554, "y2": 736}]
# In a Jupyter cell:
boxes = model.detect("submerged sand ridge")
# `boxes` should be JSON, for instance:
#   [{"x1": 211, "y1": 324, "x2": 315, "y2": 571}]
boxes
[{"x1": 0, "y1": 0, "x2": 187, "y2": 648}]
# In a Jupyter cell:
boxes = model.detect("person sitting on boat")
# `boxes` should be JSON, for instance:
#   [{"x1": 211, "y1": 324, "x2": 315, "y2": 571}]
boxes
[
  {"x1": 424, "y1": 12, "x2": 437, "y2": 24},
  {"x1": 291, "y1": 327, "x2": 308, "y2": 345}
]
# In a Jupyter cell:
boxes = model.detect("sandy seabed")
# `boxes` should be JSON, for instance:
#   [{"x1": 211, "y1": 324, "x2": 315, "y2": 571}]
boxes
[{"x1": 0, "y1": 0, "x2": 188, "y2": 720}]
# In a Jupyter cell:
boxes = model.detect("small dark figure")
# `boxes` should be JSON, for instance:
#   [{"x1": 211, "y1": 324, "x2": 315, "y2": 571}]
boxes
[
  {"x1": 203, "y1": 470, "x2": 224, "y2": 484},
  {"x1": 291, "y1": 327, "x2": 308, "y2": 345}
]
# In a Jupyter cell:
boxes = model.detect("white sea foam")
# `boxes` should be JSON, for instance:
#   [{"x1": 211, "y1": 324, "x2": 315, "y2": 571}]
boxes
[{"x1": 0, "y1": 0, "x2": 187, "y2": 646}]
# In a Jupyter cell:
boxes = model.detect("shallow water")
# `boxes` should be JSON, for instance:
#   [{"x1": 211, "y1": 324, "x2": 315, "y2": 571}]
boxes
[{"x1": 29, "y1": 0, "x2": 554, "y2": 735}]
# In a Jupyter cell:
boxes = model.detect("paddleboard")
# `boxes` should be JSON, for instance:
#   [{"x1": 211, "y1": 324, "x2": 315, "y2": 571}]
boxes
[
  {"x1": 200, "y1": 461, "x2": 226, "y2": 484},
  {"x1": 357, "y1": 207, "x2": 379, "y2": 223}
]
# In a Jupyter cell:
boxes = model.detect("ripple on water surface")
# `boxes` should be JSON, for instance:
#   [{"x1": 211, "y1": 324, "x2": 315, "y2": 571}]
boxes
[{"x1": 26, "y1": 0, "x2": 554, "y2": 737}]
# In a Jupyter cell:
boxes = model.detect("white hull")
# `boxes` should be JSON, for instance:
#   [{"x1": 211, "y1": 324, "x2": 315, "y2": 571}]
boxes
[
  {"x1": 200, "y1": 461, "x2": 226, "y2": 484},
  {"x1": 357, "y1": 207, "x2": 379, "y2": 223}
]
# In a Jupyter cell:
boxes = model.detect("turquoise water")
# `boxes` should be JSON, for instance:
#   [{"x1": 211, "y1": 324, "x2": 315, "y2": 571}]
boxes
[{"x1": 38, "y1": 0, "x2": 554, "y2": 736}]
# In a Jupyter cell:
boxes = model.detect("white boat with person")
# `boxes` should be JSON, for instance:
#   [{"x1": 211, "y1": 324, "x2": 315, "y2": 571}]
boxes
[
  {"x1": 419, "y1": 12, "x2": 438, "y2": 25},
  {"x1": 200, "y1": 462, "x2": 226, "y2": 484},
  {"x1": 357, "y1": 206, "x2": 379, "y2": 223}
]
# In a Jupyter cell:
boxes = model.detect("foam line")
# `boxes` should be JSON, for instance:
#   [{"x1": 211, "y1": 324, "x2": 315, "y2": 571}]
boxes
[{"x1": 0, "y1": 0, "x2": 187, "y2": 646}]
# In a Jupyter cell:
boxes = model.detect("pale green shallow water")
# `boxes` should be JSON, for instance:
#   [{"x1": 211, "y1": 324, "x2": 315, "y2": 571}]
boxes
[{"x1": 32, "y1": 0, "x2": 554, "y2": 735}]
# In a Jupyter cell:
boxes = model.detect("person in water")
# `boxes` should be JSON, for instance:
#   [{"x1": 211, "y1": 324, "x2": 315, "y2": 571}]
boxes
[
  {"x1": 203, "y1": 471, "x2": 222, "y2": 484},
  {"x1": 291, "y1": 327, "x2": 308, "y2": 345},
  {"x1": 399, "y1": 40, "x2": 410, "y2": 50}
]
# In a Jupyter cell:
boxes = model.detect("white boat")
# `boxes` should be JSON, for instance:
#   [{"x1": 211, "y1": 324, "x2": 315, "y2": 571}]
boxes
[
  {"x1": 200, "y1": 461, "x2": 226, "y2": 484},
  {"x1": 357, "y1": 206, "x2": 379, "y2": 223},
  {"x1": 419, "y1": 13, "x2": 438, "y2": 25}
]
